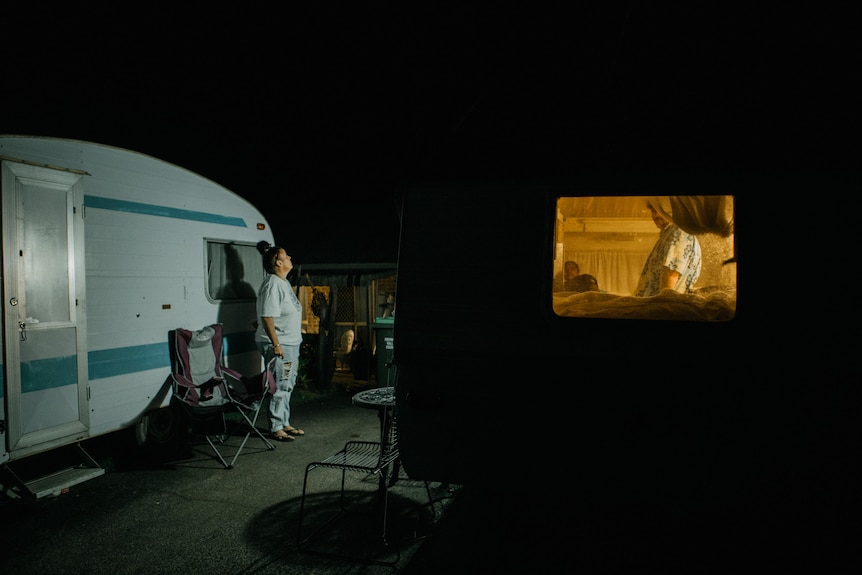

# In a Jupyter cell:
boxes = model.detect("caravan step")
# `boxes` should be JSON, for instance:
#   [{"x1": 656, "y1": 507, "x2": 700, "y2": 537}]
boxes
[
  {"x1": 22, "y1": 464, "x2": 106, "y2": 499},
  {"x1": 1, "y1": 444, "x2": 105, "y2": 500}
]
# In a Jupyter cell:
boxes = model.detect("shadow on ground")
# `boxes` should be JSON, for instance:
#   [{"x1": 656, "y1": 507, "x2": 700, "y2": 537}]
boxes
[{"x1": 242, "y1": 482, "x2": 447, "y2": 573}]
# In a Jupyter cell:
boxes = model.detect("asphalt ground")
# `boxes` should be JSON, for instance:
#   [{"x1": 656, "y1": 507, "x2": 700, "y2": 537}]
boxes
[
  {"x1": 0, "y1": 386, "x2": 460, "y2": 574},
  {"x1": 1, "y1": 383, "x2": 857, "y2": 574}
]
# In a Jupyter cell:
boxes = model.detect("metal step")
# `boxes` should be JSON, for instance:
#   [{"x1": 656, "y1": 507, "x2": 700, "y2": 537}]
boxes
[{"x1": 1, "y1": 444, "x2": 105, "y2": 500}]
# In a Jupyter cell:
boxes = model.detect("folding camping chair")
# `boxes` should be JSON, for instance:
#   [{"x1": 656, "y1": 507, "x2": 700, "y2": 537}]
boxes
[{"x1": 168, "y1": 324, "x2": 277, "y2": 468}]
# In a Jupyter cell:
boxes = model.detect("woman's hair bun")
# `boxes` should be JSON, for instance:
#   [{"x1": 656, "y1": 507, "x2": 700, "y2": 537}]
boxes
[{"x1": 256, "y1": 241, "x2": 271, "y2": 255}]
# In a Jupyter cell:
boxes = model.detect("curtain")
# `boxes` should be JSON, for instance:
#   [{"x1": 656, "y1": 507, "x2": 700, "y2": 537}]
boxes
[
  {"x1": 648, "y1": 196, "x2": 735, "y2": 237},
  {"x1": 569, "y1": 249, "x2": 650, "y2": 295}
]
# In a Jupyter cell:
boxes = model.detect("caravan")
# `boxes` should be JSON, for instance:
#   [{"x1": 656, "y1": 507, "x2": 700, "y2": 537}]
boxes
[
  {"x1": 1, "y1": 135, "x2": 273, "y2": 496},
  {"x1": 391, "y1": 175, "x2": 856, "y2": 507}
]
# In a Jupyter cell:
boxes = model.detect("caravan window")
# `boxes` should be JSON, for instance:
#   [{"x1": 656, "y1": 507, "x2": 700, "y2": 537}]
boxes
[
  {"x1": 206, "y1": 241, "x2": 265, "y2": 301},
  {"x1": 552, "y1": 196, "x2": 736, "y2": 321}
]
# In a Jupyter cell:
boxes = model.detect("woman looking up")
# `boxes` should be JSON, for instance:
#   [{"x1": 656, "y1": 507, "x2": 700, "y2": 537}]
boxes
[{"x1": 255, "y1": 241, "x2": 305, "y2": 441}]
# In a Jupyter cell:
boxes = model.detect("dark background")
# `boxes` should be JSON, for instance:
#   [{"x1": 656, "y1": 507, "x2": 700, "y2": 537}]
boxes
[{"x1": 2, "y1": 4, "x2": 857, "y2": 263}]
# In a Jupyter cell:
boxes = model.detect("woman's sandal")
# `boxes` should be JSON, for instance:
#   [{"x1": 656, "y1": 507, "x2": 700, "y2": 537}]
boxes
[
  {"x1": 283, "y1": 426, "x2": 305, "y2": 436},
  {"x1": 271, "y1": 430, "x2": 295, "y2": 442}
]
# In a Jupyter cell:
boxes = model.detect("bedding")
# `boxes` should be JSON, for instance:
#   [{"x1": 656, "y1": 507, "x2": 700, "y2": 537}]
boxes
[{"x1": 553, "y1": 287, "x2": 736, "y2": 322}]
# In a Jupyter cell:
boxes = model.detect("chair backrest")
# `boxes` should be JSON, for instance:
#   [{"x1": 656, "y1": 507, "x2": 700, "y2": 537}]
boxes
[{"x1": 170, "y1": 324, "x2": 230, "y2": 407}]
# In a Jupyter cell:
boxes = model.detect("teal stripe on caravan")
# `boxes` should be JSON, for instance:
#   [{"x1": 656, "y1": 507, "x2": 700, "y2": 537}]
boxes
[
  {"x1": 11, "y1": 331, "x2": 260, "y2": 393},
  {"x1": 21, "y1": 355, "x2": 78, "y2": 393},
  {"x1": 88, "y1": 342, "x2": 169, "y2": 381},
  {"x1": 84, "y1": 195, "x2": 248, "y2": 227},
  {"x1": 223, "y1": 331, "x2": 259, "y2": 356},
  {"x1": 87, "y1": 331, "x2": 257, "y2": 381},
  {"x1": 13, "y1": 346, "x2": 165, "y2": 393}
]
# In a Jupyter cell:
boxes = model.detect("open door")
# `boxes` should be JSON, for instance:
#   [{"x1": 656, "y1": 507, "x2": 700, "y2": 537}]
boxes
[{"x1": 2, "y1": 159, "x2": 89, "y2": 460}]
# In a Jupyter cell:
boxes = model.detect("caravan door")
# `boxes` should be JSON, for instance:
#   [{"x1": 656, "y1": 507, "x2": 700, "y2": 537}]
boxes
[{"x1": 1, "y1": 160, "x2": 89, "y2": 460}]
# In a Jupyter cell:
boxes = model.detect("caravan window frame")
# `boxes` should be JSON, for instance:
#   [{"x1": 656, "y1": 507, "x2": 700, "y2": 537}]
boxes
[{"x1": 204, "y1": 239, "x2": 265, "y2": 302}]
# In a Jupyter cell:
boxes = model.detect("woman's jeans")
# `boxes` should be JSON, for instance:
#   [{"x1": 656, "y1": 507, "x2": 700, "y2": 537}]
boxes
[{"x1": 258, "y1": 342, "x2": 300, "y2": 433}]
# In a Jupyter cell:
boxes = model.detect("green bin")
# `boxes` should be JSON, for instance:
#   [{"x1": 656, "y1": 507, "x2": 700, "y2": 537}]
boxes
[{"x1": 371, "y1": 319, "x2": 395, "y2": 387}]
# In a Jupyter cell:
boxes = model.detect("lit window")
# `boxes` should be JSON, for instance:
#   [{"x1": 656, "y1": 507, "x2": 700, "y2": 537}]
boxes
[{"x1": 552, "y1": 196, "x2": 736, "y2": 321}]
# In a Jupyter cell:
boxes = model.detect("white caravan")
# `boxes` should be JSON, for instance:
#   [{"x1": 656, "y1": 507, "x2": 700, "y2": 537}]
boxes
[{"x1": 0, "y1": 135, "x2": 273, "y2": 497}]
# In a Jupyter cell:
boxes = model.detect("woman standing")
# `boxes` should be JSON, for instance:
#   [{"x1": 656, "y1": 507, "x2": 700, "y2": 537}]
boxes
[
  {"x1": 255, "y1": 241, "x2": 305, "y2": 442},
  {"x1": 635, "y1": 201, "x2": 702, "y2": 297}
]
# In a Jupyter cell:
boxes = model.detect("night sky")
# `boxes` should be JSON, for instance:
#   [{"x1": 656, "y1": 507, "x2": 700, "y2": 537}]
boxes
[{"x1": 2, "y1": 4, "x2": 857, "y2": 263}]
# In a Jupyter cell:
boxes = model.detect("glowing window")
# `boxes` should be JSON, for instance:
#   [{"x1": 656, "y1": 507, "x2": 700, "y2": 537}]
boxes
[{"x1": 552, "y1": 196, "x2": 736, "y2": 321}]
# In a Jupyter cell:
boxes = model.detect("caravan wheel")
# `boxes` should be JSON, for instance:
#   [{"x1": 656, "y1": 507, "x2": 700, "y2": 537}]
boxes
[{"x1": 136, "y1": 402, "x2": 186, "y2": 447}]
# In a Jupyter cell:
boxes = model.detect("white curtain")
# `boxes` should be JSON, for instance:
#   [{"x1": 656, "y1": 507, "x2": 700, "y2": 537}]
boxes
[
  {"x1": 207, "y1": 242, "x2": 264, "y2": 300},
  {"x1": 569, "y1": 249, "x2": 650, "y2": 295}
]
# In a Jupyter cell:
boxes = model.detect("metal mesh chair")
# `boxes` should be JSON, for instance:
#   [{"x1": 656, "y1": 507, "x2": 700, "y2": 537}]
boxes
[{"x1": 297, "y1": 408, "x2": 436, "y2": 566}]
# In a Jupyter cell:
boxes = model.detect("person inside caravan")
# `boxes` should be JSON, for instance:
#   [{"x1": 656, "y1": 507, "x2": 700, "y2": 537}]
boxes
[
  {"x1": 572, "y1": 273, "x2": 600, "y2": 292},
  {"x1": 634, "y1": 200, "x2": 702, "y2": 297},
  {"x1": 553, "y1": 260, "x2": 580, "y2": 291},
  {"x1": 255, "y1": 241, "x2": 305, "y2": 442}
]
